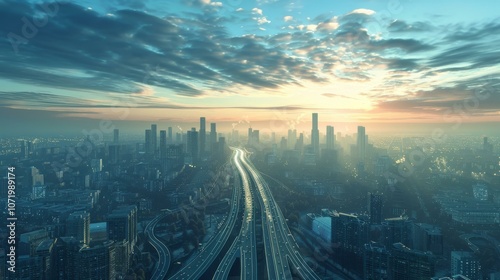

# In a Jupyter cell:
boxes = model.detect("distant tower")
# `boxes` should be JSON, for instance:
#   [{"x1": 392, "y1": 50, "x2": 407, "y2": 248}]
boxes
[
  {"x1": 113, "y1": 129, "x2": 119, "y2": 144},
  {"x1": 252, "y1": 130, "x2": 260, "y2": 145},
  {"x1": 248, "y1": 128, "x2": 253, "y2": 145},
  {"x1": 368, "y1": 192, "x2": 383, "y2": 224},
  {"x1": 357, "y1": 126, "x2": 366, "y2": 162},
  {"x1": 20, "y1": 140, "x2": 28, "y2": 159},
  {"x1": 200, "y1": 117, "x2": 206, "y2": 155},
  {"x1": 326, "y1": 125, "x2": 334, "y2": 150},
  {"x1": 160, "y1": 130, "x2": 167, "y2": 159},
  {"x1": 187, "y1": 128, "x2": 199, "y2": 164},
  {"x1": 311, "y1": 113, "x2": 319, "y2": 156},
  {"x1": 151, "y1": 124, "x2": 157, "y2": 155},
  {"x1": 145, "y1": 129, "x2": 152, "y2": 154},
  {"x1": 288, "y1": 129, "x2": 297, "y2": 150},
  {"x1": 210, "y1": 123, "x2": 217, "y2": 153},
  {"x1": 296, "y1": 133, "x2": 304, "y2": 152},
  {"x1": 167, "y1": 127, "x2": 173, "y2": 143}
]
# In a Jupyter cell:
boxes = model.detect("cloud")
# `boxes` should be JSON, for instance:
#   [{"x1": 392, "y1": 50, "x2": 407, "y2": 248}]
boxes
[
  {"x1": 429, "y1": 43, "x2": 500, "y2": 71},
  {"x1": 322, "y1": 93, "x2": 357, "y2": 100},
  {"x1": 369, "y1": 38, "x2": 434, "y2": 53},
  {"x1": 284, "y1": 15, "x2": 293, "y2": 22},
  {"x1": 388, "y1": 20, "x2": 433, "y2": 33},
  {"x1": 444, "y1": 20, "x2": 500, "y2": 42},
  {"x1": 372, "y1": 79, "x2": 500, "y2": 115},
  {"x1": 317, "y1": 17, "x2": 339, "y2": 32},
  {"x1": 348, "y1": 9, "x2": 375, "y2": 16},
  {"x1": 251, "y1": 8, "x2": 263, "y2": 15}
]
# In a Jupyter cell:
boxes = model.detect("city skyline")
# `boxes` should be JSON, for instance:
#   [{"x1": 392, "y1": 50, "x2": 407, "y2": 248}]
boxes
[
  {"x1": 1, "y1": 2, "x2": 499, "y2": 278},
  {"x1": 1, "y1": 0, "x2": 500, "y2": 137}
]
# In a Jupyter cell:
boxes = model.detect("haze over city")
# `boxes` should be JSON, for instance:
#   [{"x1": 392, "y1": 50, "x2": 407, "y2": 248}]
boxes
[
  {"x1": 1, "y1": 0, "x2": 499, "y2": 136},
  {"x1": 0, "y1": 1, "x2": 499, "y2": 280}
]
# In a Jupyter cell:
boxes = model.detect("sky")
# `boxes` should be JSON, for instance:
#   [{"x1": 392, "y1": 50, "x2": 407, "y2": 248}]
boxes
[{"x1": 0, "y1": 0, "x2": 499, "y2": 136}]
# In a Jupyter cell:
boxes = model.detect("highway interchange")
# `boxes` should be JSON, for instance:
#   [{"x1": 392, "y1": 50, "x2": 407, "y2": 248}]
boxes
[{"x1": 147, "y1": 148, "x2": 320, "y2": 279}]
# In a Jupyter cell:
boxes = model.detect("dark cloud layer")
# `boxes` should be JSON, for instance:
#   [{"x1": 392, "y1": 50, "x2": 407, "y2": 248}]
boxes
[{"x1": 0, "y1": 1, "x2": 439, "y2": 98}]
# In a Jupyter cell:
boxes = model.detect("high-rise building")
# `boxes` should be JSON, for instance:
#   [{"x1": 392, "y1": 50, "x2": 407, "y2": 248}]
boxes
[
  {"x1": 187, "y1": 128, "x2": 199, "y2": 164},
  {"x1": 20, "y1": 140, "x2": 29, "y2": 158},
  {"x1": 53, "y1": 237, "x2": 80, "y2": 280},
  {"x1": 483, "y1": 136, "x2": 493, "y2": 153},
  {"x1": 311, "y1": 113, "x2": 320, "y2": 156},
  {"x1": 248, "y1": 127, "x2": 253, "y2": 145},
  {"x1": 113, "y1": 129, "x2": 119, "y2": 143},
  {"x1": 151, "y1": 124, "x2": 157, "y2": 155},
  {"x1": 326, "y1": 125, "x2": 335, "y2": 150},
  {"x1": 108, "y1": 145, "x2": 120, "y2": 164},
  {"x1": 66, "y1": 211, "x2": 90, "y2": 246},
  {"x1": 217, "y1": 136, "x2": 227, "y2": 158},
  {"x1": 296, "y1": 133, "x2": 304, "y2": 152},
  {"x1": 107, "y1": 205, "x2": 137, "y2": 254},
  {"x1": 280, "y1": 137, "x2": 287, "y2": 151},
  {"x1": 160, "y1": 130, "x2": 167, "y2": 159},
  {"x1": 368, "y1": 192, "x2": 383, "y2": 224},
  {"x1": 210, "y1": 123, "x2": 217, "y2": 152},
  {"x1": 252, "y1": 130, "x2": 260, "y2": 145},
  {"x1": 145, "y1": 129, "x2": 152, "y2": 155},
  {"x1": 412, "y1": 223, "x2": 443, "y2": 255},
  {"x1": 389, "y1": 243, "x2": 435, "y2": 280},
  {"x1": 384, "y1": 216, "x2": 412, "y2": 247},
  {"x1": 199, "y1": 117, "x2": 206, "y2": 156},
  {"x1": 357, "y1": 126, "x2": 366, "y2": 162},
  {"x1": 451, "y1": 251, "x2": 482, "y2": 280},
  {"x1": 167, "y1": 127, "x2": 173, "y2": 142},
  {"x1": 288, "y1": 129, "x2": 297, "y2": 149},
  {"x1": 76, "y1": 240, "x2": 116, "y2": 280},
  {"x1": 364, "y1": 242, "x2": 389, "y2": 280},
  {"x1": 167, "y1": 144, "x2": 184, "y2": 169}
]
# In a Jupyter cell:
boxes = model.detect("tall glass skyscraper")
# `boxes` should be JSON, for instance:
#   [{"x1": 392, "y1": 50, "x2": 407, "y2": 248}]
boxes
[{"x1": 311, "y1": 113, "x2": 319, "y2": 156}]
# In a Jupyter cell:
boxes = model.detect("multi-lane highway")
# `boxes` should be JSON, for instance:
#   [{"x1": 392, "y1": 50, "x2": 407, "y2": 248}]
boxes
[
  {"x1": 170, "y1": 150, "x2": 243, "y2": 280},
  {"x1": 214, "y1": 148, "x2": 258, "y2": 280},
  {"x1": 145, "y1": 212, "x2": 172, "y2": 280},
  {"x1": 165, "y1": 148, "x2": 320, "y2": 279},
  {"x1": 238, "y1": 148, "x2": 321, "y2": 280}
]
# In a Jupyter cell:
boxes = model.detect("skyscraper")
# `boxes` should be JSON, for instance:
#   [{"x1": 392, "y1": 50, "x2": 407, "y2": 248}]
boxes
[
  {"x1": 151, "y1": 124, "x2": 157, "y2": 155},
  {"x1": 252, "y1": 130, "x2": 260, "y2": 144},
  {"x1": 113, "y1": 129, "x2": 119, "y2": 144},
  {"x1": 296, "y1": 133, "x2": 304, "y2": 152},
  {"x1": 288, "y1": 129, "x2": 297, "y2": 150},
  {"x1": 357, "y1": 126, "x2": 366, "y2": 162},
  {"x1": 187, "y1": 128, "x2": 199, "y2": 164},
  {"x1": 364, "y1": 242, "x2": 389, "y2": 280},
  {"x1": 210, "y1": 123, "x2": 217, "y2": 152},
  {"x1": 451, "y1": 251, "x2": 482, "y2": 280},
  {"x1": 107, "y1": 205, "x2": 137, "y2": 253},
  {"x1": 145, "y1": 129, "x2": 152, "y2": 155},
  {"x1": 326, "y1": 125, "x2": 334, "y2": 150},
  {"x1": 66, "y1": 211, "x2": 90, "y2": 246},
  {"x1": 199, "y1": 117, "x2": 206, "y2": 156},
  {"x1": 368, "y1": 192, "x2": 383, "y2": 224},
  {"x1": 311, "y1": 113, "x2": 319, "y2": 156},
  {"x1": 248, "y1": 127, "x2": 253, "y2": 145},
  {"x1": 167, "y1": 127, "x2": 173, "y2": 143},
  {"x1": 389, "y1": 243, "x2": 435, "y2": 280},
  {"x1": 160, "y1": 130, "x2": 167, "y2": 159}
]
